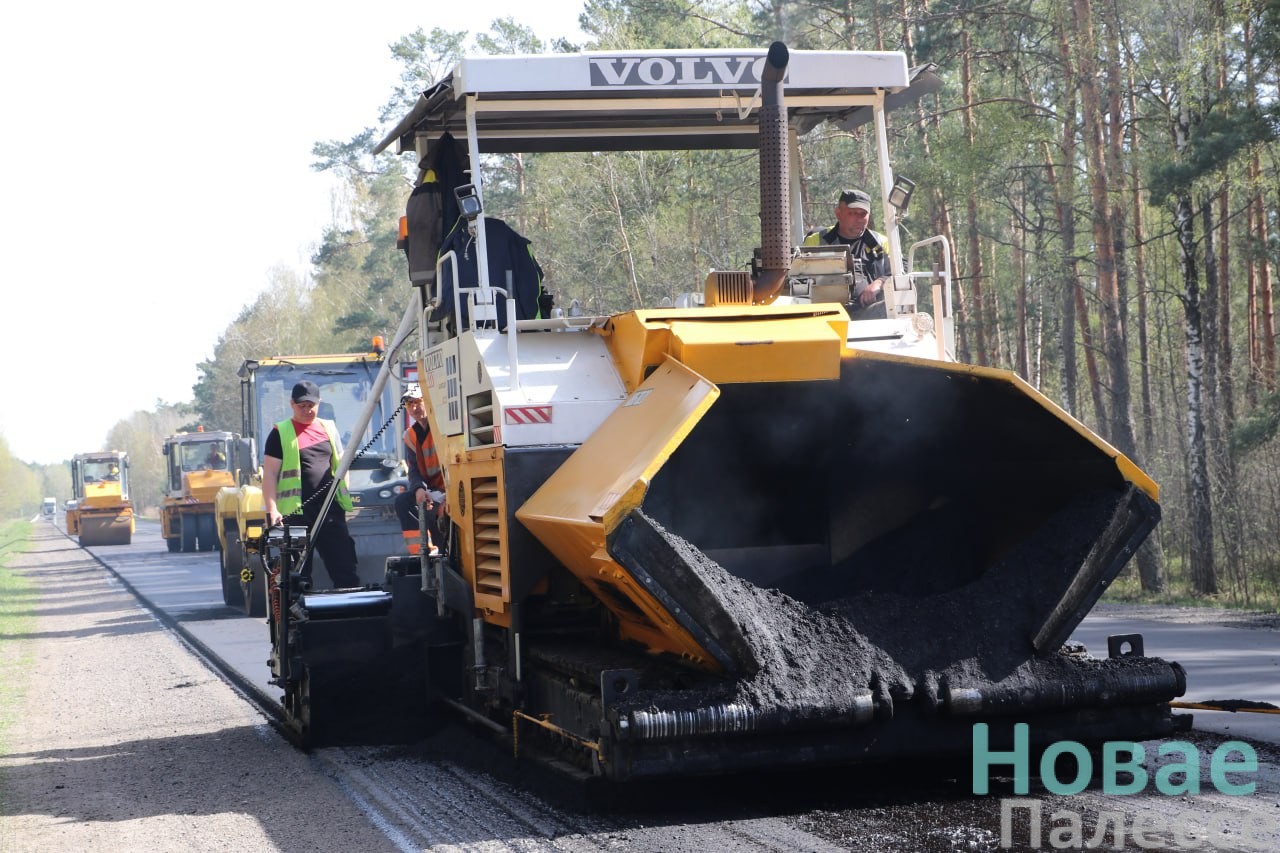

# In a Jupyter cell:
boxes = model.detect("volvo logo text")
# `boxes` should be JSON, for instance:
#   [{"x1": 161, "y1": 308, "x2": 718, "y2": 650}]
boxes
[{"x1": 588, "y1": 55, "x2": 781, "y2": 87}]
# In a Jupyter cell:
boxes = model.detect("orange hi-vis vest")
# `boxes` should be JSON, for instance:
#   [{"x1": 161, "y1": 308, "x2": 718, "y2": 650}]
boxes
[{"x1": 404, "y1": 423, "x2": 444, "y2": 493}]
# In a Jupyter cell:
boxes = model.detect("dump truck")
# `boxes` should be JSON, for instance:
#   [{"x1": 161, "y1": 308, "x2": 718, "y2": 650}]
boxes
[
  {"x1": 67, "y1": 451, "x2": 134, "y2": 546},
  {"x1": 214, "y1": 345, "x2": 414, "y2": 616},
  {"x1": 160, "y1": 430, "x2": 242, "y2": 553},
  {"x1": 259, "y1": 43, "x2": 1188, "y2": 778}
]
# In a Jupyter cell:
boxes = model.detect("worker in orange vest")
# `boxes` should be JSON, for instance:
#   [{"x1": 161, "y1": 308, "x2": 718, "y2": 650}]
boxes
[{"x1": 394, "y1": 383, "x2": 445, "y2": 556}]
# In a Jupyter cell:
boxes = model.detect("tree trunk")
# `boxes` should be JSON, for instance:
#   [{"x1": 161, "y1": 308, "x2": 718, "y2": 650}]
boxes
[
  {"x1": 1015, "y1": 205, "x2": 1029, "y2": 381},
  {"x1": 1169, "y1": 79, "x2": 1216, "y2": 595},
  {"x1": 1246, "y1": 186, "x2": 1261, "y2": 408},
  {"x1": 1126, "y1": 82, "x2": 1156, "y2": 460},
  {"x1": 1217, "y1": 190, "x2": 1235, "y2": 428},
  {"x1": 990, "y1": 240, "x2": 1007, "y2": 368},
  {"x1": 1177, "y1": 190, "x2": 1217, "y2": 596},
  {"x1": 1214, "y1": 187, "x2": 1246, "y2": 596},
  {"x1": 908, "y1": 15, "x2": 962, "y2": 364},
  {"x1": 1254, "y1": 169, "x2": 1276, "y2": 394},
  {"x1": 1201, "y1": 196, "x2": 1221, "y2": 451},
  {"x1": 1076, "y1": 282, "x2": 1109, "y2": 428},
  {"x1": 1200, "y1": 11, "x2": 1245, "y2": 597},
  {"x1": 1052, "y1": 5, "x2": 1107, "y2": 426},
  {"x1": 1244, "y1": 16, "x2": 1272, "y2": 403},
  {"x1": 1031, "y1": 227, "x2": 1045, "y2": 389},
  {"x1": 1099, "y1": 3, "x2": 1164, "y2": 591},
  {"x1": 1050, "y1": 11, "x2": 1078, "y2": 417},
  {"x1": 961, "y1": 30, "x2": 989, "y2": 366},
  {"x1": 604, "y1": 160, "x2": 644, "y2": 308},
  {"x1": 1074, "y1": 0, "x2": 1130, "y2": 445}
]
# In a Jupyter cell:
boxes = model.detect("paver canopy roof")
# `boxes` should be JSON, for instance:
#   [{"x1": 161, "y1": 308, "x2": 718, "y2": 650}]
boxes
[{"x1": 375, "y1": 48, "x2": 938, "y2": 156}]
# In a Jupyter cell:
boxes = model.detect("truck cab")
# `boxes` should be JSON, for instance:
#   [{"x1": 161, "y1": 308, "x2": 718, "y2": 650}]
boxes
[{"x1": 214, "y1": 344, "x2": 415, "y2": 616}]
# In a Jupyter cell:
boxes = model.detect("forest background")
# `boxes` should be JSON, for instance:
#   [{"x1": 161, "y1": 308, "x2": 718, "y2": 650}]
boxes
[{"x1": 4, "y1": 0, "x2": 1279, "y2": 607}]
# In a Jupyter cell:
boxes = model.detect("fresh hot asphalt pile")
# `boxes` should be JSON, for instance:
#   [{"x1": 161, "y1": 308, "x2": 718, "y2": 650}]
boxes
[{"x1": 610, "y1": 489, "x2": 1139, "y2": 718}]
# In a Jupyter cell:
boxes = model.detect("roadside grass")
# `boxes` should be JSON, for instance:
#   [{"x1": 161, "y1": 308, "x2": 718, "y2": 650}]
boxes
[
  {"x1": 1103, "y1": 561, "x2": 1280, "y2": 613},
  {"x1": 0, "y1": 520, "x2": 36, "y2": 784}
]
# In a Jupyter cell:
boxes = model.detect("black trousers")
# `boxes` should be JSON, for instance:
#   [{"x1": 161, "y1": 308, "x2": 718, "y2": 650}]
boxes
[
  {"x1": 394, "y1": 490, "x2": 443, "y2": 551},
  {"x1": 286, "y1": 507, "x2": 360, "y2": 588}
]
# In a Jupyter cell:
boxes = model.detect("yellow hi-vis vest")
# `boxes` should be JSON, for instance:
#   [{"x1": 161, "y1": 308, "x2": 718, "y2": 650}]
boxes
[{"x1": 274, "y1": 418, "x2": 353, "y2": 515}]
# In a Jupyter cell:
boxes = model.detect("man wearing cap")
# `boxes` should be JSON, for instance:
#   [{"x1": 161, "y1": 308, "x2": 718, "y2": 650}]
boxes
[
  {"x1": 803, "y1": 189, "x2": 892, "y2": 317},
  {"x1": 261, "y1": 380, "x2": 360, "y2": 588},
  {"x1": 394, "y1": 383, "x2": 446, "y2": 557}
]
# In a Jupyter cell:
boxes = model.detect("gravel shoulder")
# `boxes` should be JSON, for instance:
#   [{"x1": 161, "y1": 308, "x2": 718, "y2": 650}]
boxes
[{"x1": 0, "y1": 523, "x2": 399, "y2": 853}]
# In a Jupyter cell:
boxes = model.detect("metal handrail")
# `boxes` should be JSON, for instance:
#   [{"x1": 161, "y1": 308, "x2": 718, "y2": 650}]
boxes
[{"x1": 907, "y1": 235, "x2": 953, "y2": 318}]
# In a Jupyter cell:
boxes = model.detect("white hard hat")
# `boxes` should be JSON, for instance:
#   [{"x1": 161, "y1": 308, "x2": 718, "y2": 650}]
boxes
[{"x1": 401, "y1": 382, "x2": 423, "y2": 402}]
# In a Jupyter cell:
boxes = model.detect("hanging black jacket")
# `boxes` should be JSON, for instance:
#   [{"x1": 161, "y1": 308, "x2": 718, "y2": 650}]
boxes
[
  {"x1": 402, "y1": 132, "x2": 469, "y2": 284},
  {"x1": 436, "y1": 215, "x2": 544, "y2": 331}
]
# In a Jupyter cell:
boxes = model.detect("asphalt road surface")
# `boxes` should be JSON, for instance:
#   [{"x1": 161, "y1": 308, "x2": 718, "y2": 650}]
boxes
[
  {"x1": 1072, "y1": 606, "x2": 1280, "y2": 746},
  {"x1": 36, "y1": 517, "x2": 1280, "y2": 851}
]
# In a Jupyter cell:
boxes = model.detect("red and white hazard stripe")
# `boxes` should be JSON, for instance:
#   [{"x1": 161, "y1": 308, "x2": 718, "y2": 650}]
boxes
[{"x1": 504, "y1": 406, "x2": 553, "y2": 425}]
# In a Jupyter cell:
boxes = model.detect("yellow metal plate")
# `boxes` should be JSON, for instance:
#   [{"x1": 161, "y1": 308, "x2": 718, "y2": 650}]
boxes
[
  {"x1": 602, "y1": 304, "x2": 849, "y2": 391},
  {"x1": 517, "y1": 357, "x2": 723, "y2": 667}
]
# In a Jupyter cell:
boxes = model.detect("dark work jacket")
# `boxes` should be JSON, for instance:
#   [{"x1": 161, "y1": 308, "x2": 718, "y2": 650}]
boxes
[
  {"x1": 436, "y1": 215, "x2": 544, "y2": 331},
  {"x1": 404, "y1": 182, "x2": 444, "y2": 283},
  {"x1": 403, "y1": 132, "x2": 469, "y2": 284}
]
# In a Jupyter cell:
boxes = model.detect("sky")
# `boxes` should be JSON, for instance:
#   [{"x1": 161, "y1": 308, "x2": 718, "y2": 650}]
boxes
[{"x1": 0, "y1": 1, "x2": 588, "y2": 466}]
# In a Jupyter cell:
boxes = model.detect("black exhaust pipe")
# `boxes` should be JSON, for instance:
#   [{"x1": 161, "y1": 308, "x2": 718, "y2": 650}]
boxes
[{"x1": 754, "y1": 41, "x2": 791, "y2": 303}]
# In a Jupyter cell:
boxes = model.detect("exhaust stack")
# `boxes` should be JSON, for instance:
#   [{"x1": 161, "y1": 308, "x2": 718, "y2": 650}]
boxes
[{"x1": 753, "y1": 41, "x2": 791, "y2": 304}]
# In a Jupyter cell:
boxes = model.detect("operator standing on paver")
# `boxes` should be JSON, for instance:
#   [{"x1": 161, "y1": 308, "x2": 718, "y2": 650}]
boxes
[{"x1": 261, "y1": 380, "x2": 360, "y2": 588}]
